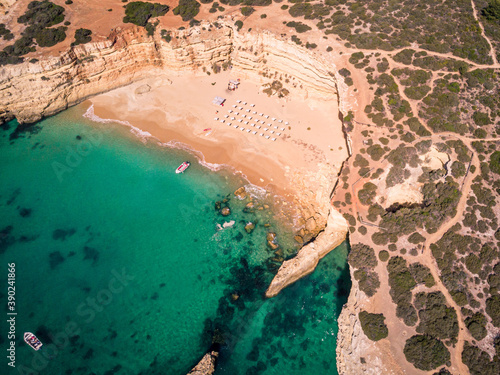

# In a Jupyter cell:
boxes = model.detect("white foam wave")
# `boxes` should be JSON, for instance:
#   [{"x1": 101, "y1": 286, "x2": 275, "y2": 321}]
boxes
[
  {"x1": 83, "y1": 104, "x2": 153, "y2": 143},
  {"x1": 243, "y1": 183, "x2": 268, "y2": 199}
]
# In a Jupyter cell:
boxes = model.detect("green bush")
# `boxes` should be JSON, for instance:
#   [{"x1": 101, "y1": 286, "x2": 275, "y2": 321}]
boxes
[
  {"x1": 415, "y1": 291, "x2": 459, "y2": 340},
  {"x1": 404, "y1": 335, "x2": 450, "y2": 371},
  {"x1": 18, "y1": 1, "x2": 65, "y2": 28},
  {"x1": 234, "y1": 20, "x2": 243, "y2": 31},
  {"x1": 359, "y1": 311, "x2": 389, "y2": 341},
  {"x1": 482, "y1": 0, "x2": 500, "y2": 21},
  {"x1": 123, "y1": 2, "x2": 169, "y2": 26},
  {"x1": 173, "y1": 0, "x2": 200, "y2": 21},
  {"x1": 348, "y1": 244, "x2": 377, "y2": 269},
  {"x1": 35, "y1": 26, "x2": 66, "y2": 47},
  {"x1": 462, "y1": 341, "x2": 500, "y2": 375},
  {"x1": 354, "y1": 269, "x2": 380, "y2": 297},
  {"x1": 240, "y1": 6, "x2": 254, "y2": 16},
  {"x1": 465, "y1": 313, "x2": 487, "y2": 341},
  {"x1": 408, "y1": 232, "x2": 425, "y2": 244},
  {"x1": 489, "y1": 151, "x2": 500, "y2": 174},
  {"x1": 286, "y1": 21, "x2": 311, "y2": 33},
  {"x1": 73, "y1": 28, "x2": 92, "y2": 46},
  {"x1": 486, "y1": 295, "x2": 500, "y2": 327},
  {"x1": 160, "y1": 29, "x2": 171, "y2": 42},
  {"x1": 379, "y1": 250, "x2": 389, "y2": 262}
]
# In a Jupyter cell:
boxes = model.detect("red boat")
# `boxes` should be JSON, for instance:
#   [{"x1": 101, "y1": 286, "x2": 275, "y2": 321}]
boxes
[{"x1": 176, "y1": 161, "x2": 190, "y2": 174}]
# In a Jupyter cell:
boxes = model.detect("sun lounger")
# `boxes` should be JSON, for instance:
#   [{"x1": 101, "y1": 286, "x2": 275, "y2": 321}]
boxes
[
  {"x1": 253, "y1": 111, "x2": 257, "y2": 114},
  {"x1": 270, "y1": 130, "x2": 275, "y2": 134},
  {"x1": 259, "y1": 113, "x2": 264, "y2": 116},
  {"x1": 228, "y1": 110, "x2": 233, "y2": 113},
  {"x1": 272, "y1": 118, "x2": 276, "y2": 121},
  {"x1": 227, "y1": 123, "x2": 232, "y2": 126},
  {"x1": 236, "y1": 100, "x2": 241, "y2": 103},
  {"x1": 232, "y1": 105, "x2": 237, "y2": 108},
  {"x1": 278, "y1": 120, "x2": 283, "y2": 123},
  {"x1": 272, "y1": 138, "x2": 276, "y2": 141},
  {"x1": 285, "y1": 121, "x2": 289, "y2": 125},
  {"x1": 243, "y1": 102, "x2": 247, "y2": 105},
  {"x1": 264, "y1": 128, "x2": 268, "y2": 131},
  {"x1": 238, "y1": 119, "x2": 242, "y2": 122},
  {"x1": 231, "y1": 117, "x2": 235, "y2": 120},
  {"x1": 260, "y1": 120, "x2": 265, "y2": 124},
  {"x1": 259, "y1": 133, "x2": 264, "y2": 136},
  {"x1": 251, "y1": 104, "x2": 255, "y2": 107},
  {"x1": 265, "y1": 115, "x2": 269, "y2": 119},
  {"x1": 244, "y1": 121, "x2": 249, "y2": 124},
  {"x1": 224, "y1": 115, "x2": 229, "y2": 118},
  {"x1": 234, "y1": 125, "x2": 239, "y2": 128},
  {"x1": 220, "y1": 119, "x2": 225, "y2": 123},
  {"x1": 248, "y1": 116, "x2": 252, "y2": 120},
  {"x1": 252, "y1": 131, "x2": 257, "y2": 134},
  {"x1": 265, "y1": 135, "x2": 270, "y2": 139},
  {"x1": 274, "y1": 126, "x2": 278, "y2": 129},
  {"x1": 239, "y1": 107, "x2": 243, "y2": 110},
  {"x1": 257, "y1": 125, "x2": 261, "y2": 129},
  {"x1": 246, "y1": 129, "x2": 251, "y2": 133},
  {"x1": 242, "y1": 114, "x2": 246, "y2": 118},
  {"x1": 235, "y1": 112, "x2": 239, "y2": 115},
  {"x1": 280, "y1": 127, "x2": 285, "y2": 131},
  {"x1": 246, "y1": 109, "x2": 250, "y2": 112},
  {"x1": 240, "y1": 127, "x2": 245, "y2": 131},
  {"x1": 251, "y1": 123, "x2": 255, "y2": 127},
  {"x1": 277, "y1": 132, "x2": 281, "y2": 136},
  {"x1": 267, "y1": 123, "x2": 272, "y2": 127},
  {"x1": 214, "y1": 117, "x2": 219, "y2": 121}
]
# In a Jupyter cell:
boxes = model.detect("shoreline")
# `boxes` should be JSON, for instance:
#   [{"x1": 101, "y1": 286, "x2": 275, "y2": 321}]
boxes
[{"x1": 89, "y1": 71, "x2": 348, "y2": 230}]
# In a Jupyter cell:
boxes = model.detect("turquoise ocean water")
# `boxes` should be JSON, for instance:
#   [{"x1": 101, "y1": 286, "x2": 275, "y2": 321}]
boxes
[{"x1": 0, "y1": 106, "x2": 350, "y2": 375}]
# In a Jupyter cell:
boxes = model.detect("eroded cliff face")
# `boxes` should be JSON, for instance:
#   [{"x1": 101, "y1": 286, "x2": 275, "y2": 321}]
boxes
[{"x1": 0, "y1": 21, "x2": 340, "y2": 125}]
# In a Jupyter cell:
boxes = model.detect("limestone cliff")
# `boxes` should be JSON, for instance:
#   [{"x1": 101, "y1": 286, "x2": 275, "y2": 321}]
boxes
[
  {"x1": 187, "y1": 348, "x2": 218, "y2": 375},
  {"x1": 265, "y1": 208, "x2": 348, "y2": 298},
  {"x1": 0, "y1": 21, "x2": 340, "y2": 125}
]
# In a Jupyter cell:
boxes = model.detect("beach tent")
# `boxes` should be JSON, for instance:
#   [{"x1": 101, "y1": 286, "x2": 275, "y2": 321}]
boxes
[{"x1": 212, "y1": 96, "x2": 226, "y2": 106}]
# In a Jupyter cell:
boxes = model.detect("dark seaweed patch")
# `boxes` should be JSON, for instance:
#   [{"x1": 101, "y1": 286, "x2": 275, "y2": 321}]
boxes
[
  {"x1": 9, "y1": 123, "x2": 42, "y2": 141},
  {"x1": 6, "y1": 188, "x2": 20, "y2": 205},
  {"x1": 151, "y1": 292, "x2": 159, "y2": 300},
  {"x1": 52, "y1": 228, "x2": 76, "y2": 241},
  {"x1": 49, "y1": 251, "x2": 65, "y2": 269},
  {"x1": 83, "y1": 246, "x2": 99, "y2": 265},
  {"x1": 159, "y1": 283, "x2": 166, "y2": 288},
  {"x1": 19, "y1": 234, "x2": 38, "y2": 242},
  {"x1": 0, "y1": 225, "x2": 15, "y2": 254},
  {"x1": 18, "y1": 207, "x2": 32, "y2": 217},
  {"x1": 234, "y1": 232, "x2": 244, "y2": 242},
  {"x1": 76, "y1": 135, "x2": 82, "y2": 140},
  {"x1": 83, "y1": 348, "x2": 93, "y2": 360}
]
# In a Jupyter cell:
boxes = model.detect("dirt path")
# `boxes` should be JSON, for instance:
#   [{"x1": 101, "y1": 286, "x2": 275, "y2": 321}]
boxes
[
  {"x1": 470, "y1": 0, "x2": 499, "y2": 65},
  {"x1": 420, "y1": 147, "x2": 478, "y2": 374}
]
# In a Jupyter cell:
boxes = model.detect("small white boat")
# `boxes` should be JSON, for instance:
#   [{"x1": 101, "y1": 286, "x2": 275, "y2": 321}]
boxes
[
  {"x1": 176, "y1": 161, "x2": 190, "y2": 174},
  {"x1": 24, "y1": 332, "x2": 43, "y2": 351}
]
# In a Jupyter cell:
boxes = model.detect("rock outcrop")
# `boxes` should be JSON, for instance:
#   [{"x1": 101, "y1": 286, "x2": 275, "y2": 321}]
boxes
[
  {"x1": 187, "y1": 347, "x2": 219, "y2": 375},
  {"x1": 265, "y1": 208, "x2": 348, "y2": 298}
]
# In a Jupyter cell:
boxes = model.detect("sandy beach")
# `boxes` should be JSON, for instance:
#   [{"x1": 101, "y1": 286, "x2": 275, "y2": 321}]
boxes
[{"x1": 91, "y1": 70, "x2": 347, "y2": 203}]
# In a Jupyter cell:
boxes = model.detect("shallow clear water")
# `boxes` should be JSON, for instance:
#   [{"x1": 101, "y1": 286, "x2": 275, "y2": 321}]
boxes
[{"x1": 0, "y1": 107, "x2": 350, "y2": 375}]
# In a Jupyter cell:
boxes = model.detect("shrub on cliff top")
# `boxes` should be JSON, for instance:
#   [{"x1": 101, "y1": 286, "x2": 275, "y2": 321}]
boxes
[
  {"x1": 359, "y1": 311, "x2": 389, "y2": 341},
  {"x1": 173, "y1": 0, "x2": 201, "y2": 22},
  {"x1": 404, "y1": 335, "x2": 450, "y2": 371},
  {"x1": 18, "y1": 1, "x2": 65, "y2": 28},
  {"x1": 240, "y1": 6, "x2": 255, "y2": 16},
  {"x1": 72, "y1": 28, "x2": 92, "y2": 46},
  {"x1": 348, "y1": 243, "x2": 378, "y2": 269},
  {"x1": 123, "y1": 2, "x2": 169, "y2": 27},
  {"x1": 286, "y1": 21, "x2": 312, "y2": 33}
]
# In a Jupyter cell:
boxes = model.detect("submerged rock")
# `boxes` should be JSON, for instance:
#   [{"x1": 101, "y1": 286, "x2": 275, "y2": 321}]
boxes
[
  {"x1": 244, "y1": 222, "x2": 255, "y2": 233},
  {"x1": 243, "y1": 201, "x2": 254, "y2": 213},
  {"x1": 234, "y1": 186, "x2": 247, "y2": 200},
  {"x1": 266, "y1": 232, "x2": 277, "y2": 242},
  {"x1": 220, "y1": 207, "x2": 231, "y2": 216}
]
